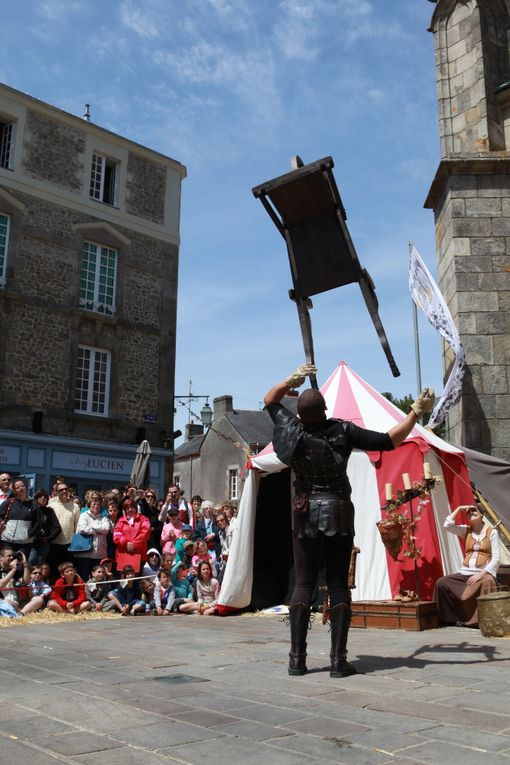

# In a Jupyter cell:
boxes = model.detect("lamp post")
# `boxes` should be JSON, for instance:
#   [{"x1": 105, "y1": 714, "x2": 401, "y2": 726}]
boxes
[{"x1": 173, "y1": 381, "x2": 212, "y2": 499}]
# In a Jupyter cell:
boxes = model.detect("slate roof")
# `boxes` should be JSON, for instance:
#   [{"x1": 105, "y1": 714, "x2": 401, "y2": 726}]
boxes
[
  {"x1": 174, "y1": 433, "x2": 205, "y2": 459},
  {"x1": 174, "y1": 396, "x2": 298, "y2": 458}
]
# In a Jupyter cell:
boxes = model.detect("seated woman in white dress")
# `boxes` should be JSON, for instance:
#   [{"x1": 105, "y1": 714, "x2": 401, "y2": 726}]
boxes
[{"x1": 433, "y1": 504, "x2": 499, "y2": 628}]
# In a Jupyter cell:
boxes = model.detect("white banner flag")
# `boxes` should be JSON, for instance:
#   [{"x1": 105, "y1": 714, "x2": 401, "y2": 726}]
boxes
[{"x1": 408, "y1": 243, "x2": 465, "y2": 428}]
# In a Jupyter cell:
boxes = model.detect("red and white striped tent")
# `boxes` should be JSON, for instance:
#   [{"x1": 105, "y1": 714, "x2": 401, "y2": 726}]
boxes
[{"x1": 217, "y1": 362, "x2": 477, "y2": 615}]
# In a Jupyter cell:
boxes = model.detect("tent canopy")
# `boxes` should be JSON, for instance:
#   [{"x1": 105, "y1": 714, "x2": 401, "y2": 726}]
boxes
[{"x1": 218, "y1": 362, "x2": 476, "y2": 613}]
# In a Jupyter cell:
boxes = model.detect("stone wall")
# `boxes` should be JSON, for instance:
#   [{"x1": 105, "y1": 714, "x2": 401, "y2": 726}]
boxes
[
  {"x1": 126, "y1": 153, "x2": 166, "y2": 224},
  {"x1": 431, "y1": 165, "x2": 510, "y2": 460},
  {"x1": 23, "y1": 109, "x2": 85, "y2": 192},
  {"x1": 0, "y1": 189, "x2": 178, "y2": 447},
  {"x1": 432, "y1": 1, "x2": 509, "y2": 155},
  {"x1": 428, "y1": 2, "x2": 510, "y2": 461}
]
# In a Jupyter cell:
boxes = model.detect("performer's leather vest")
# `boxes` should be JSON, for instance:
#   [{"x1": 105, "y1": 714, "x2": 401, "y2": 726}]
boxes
[
  {"x1": 291, "y1": 428, "x2": 351, "y2": 495},
  {"x1": 463, "y1": 525, "x2": 493, "y2": 568},
  {"x1": 291, "y1": 428, "x2": 354, "y2": 539}
]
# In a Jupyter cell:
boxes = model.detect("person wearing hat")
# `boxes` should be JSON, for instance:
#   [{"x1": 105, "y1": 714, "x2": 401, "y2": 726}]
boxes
[
  {"x1": 264, "y1": 363, "x2": 435, "y2": 678},
  {"x1": 175, "y1": 525, "x2": 194, "y2": 565}
]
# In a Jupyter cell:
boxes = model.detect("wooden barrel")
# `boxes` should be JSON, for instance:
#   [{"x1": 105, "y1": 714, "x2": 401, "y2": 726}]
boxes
[{"x1": 478, "y1": 591, "x2": 510, "y2": 638}]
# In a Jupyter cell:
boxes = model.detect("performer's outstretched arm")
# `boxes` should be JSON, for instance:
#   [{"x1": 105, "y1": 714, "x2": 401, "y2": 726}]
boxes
[
  {"x1": 264, "y1": 379, "x2": 291, "y2": 406},
  {"x1": 387, "y1": 387, "x2": 435, "y2": 448},
  {"x1": 263, "y1": 364, "x2": 317, "y2": 406}
]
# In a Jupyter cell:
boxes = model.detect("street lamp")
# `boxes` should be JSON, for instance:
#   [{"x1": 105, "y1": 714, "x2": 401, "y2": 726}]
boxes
[{"x1": 173, "y1": 382, "x2": 212, "y2": 499}]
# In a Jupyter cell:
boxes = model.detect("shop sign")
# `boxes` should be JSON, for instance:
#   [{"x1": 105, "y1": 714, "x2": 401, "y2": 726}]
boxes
[{"x1": 52, "y1": 451, "x2": 132, "y2": 475}]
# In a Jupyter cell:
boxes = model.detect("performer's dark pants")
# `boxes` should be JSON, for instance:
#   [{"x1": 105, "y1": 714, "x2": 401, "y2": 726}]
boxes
[{"x1": 290, "y1": 533, "x2": 352, "y2": 609}]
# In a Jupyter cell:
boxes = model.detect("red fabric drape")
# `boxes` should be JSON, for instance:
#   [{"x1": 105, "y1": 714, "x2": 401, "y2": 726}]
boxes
[{"x1": 374, "y1": 444, "x2": 444, "y2": 601}]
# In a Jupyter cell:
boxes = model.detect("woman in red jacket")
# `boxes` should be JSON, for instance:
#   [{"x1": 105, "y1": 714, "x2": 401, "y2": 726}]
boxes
[
  {"x1": 113, "y1": 498, "x2": 151, "y2": 574},
  {"x1": 47, "y1": 561, "x2": 90, "y2": 614}
]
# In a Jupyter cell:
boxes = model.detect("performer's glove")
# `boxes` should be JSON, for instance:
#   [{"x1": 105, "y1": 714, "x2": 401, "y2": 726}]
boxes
[
  {"x1": 411, "y1": 387, "x2": 435, "y2": 417},
  {"x1": 285, "y1": 363, "x2": 317, "y2": 389}
]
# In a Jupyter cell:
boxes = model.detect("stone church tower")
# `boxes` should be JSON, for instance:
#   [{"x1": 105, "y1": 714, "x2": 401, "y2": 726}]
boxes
[{"x1": 425, "y1": 0, "x2": 510, "y2": 461}]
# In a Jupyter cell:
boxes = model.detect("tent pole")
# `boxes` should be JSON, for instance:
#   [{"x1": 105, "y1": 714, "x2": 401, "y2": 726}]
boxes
[{"x1": 412, "y1": 300, "x2": 422, "y2": 397}]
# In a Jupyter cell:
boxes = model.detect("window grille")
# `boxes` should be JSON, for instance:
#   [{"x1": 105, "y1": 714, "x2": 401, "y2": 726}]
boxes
[
  {"x1": 79, "y1": 241, "x2": 117, "y2": 315},
  {"x1": 75, "y1": 346, "x2": 111, "y2": 416}
]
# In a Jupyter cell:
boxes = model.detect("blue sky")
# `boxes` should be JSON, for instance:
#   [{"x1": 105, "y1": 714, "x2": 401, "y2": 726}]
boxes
[{"x1": 1, "y1": 0, "x2": 443, "y2": 442}]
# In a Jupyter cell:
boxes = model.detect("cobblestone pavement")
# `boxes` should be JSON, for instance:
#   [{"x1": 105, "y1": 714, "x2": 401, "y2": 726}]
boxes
[{"x1": 0, "y1": 615, "x2": 509, "y2": 764}]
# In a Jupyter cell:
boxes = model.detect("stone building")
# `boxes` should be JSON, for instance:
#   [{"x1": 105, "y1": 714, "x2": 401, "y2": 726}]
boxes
[
  {"x1": 425, "y1": 0, "x2": 510, "y2": 460},
  {"x1": 173, "y1": 395, "x2": 275, "y2": 504},
  {"x1": 0, "y1": 83, "x2": 186, "y2": 494}
]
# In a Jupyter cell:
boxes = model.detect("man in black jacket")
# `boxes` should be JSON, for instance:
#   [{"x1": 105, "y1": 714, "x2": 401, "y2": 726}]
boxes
[
  {"x1": 0, "y1": 478, "x2": 42, "y2": 565},
  {"x1": 264, "y1": 363, "x2": 435, "y2": 678}
]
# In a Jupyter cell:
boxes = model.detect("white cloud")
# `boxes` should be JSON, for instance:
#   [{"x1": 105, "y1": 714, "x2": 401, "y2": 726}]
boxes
[
  {"x1": 119, "y1": 0, "x2": 161, "y2": 39},
  {"x1": 38, "y1": 0, "x2": 81, "y2": 22},
  {"x1": 153, "y1": 40, "x2": 282, "y2": 127}
]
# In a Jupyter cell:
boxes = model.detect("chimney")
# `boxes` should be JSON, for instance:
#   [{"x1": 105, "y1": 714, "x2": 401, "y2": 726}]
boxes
[
  {"x1": 185, "y1": 423, "x2": 204, "y2": 441},
  {"x1": 213, "y1": 395, "x2": 233, "y2": 419}
]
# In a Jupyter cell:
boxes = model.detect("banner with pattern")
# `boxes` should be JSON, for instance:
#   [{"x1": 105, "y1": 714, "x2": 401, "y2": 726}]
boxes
[{"x1": 408, "y1": 243, "x2": 465, "y2": 428}]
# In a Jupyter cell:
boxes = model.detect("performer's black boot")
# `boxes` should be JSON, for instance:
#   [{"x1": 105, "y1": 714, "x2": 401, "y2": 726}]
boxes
[
  {"x1": 288, "y1": 603, "x2": 310, "y2": 676},
  {"x1": 329, "y1": 603, "x2": 357, "y2": 678}
]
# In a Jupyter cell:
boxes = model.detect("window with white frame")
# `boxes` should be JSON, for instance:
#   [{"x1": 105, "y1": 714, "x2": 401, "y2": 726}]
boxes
[
  {"x1": 75, "y1": 346, "x2": 111, "y2": 416},
  {"x1": 79, "y1": 241, "x2": 117, "y2": 315},
  {"x1": 0, "y1": 118, "x2": 15, "y2": 170},
  {"x1": 89, "y1": 152, "x2": 118, "y2": 205},
  {"x1": 228, "y1": 468, "x2": 239, "y2": 501},
  {"x1": 0, "y1": 213, "x2": 10, "y2": 286}
]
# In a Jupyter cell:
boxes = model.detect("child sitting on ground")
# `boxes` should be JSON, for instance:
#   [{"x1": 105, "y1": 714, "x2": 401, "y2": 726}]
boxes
[
  {"x1": 100, "y1": 558, "x2": 115, "y2": 581},
  {"x1": 107, "y1": 565, "x2": 145, "y2": 615},
  {"x1": 140, "y1": 578, "x2": 156, "y2": 614},
  {"x1": 47, "y1": 562, "x2": 91, "y2": 614},
  {"x1": 154, "y1": 568, "x2": 175, "y2": 615},
  {"x1": 24, "y1": 565, "x2": 52, "y2": 614},
  {"x1": 170, "y1": 562, "x2": 200, "y2": 613},
  {"x1": 160, "y1": 551, "x2": 175, "y2": 576},
  {"x1": 85, "y1": 564, "x2": 115, "y2": 612},
  {"x1": 195, "y1": 561, "x2": 220, "y2": 616},
  {"x1": 142, "y1": 548, "x2": 162, "y2": 581}
]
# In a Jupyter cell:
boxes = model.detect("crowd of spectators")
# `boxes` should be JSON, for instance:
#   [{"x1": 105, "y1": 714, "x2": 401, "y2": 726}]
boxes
[{"x1": 0, "y1": 472, "x2": 237, "y2": 619}]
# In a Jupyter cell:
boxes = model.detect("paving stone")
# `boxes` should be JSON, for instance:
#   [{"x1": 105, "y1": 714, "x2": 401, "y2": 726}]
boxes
[
  {"x1": 2, "y1": 714, "x2": 76, "y2": 740},
  {"x1": 170, "y1": 708, "x2": 241, "y2": 727},
  {"x1": 79, "y1": 707, "x2": 165, "y2": 734},
  {"x1": 365, "y1": 696, "x2": 510, "y2": 732},
  {"x1": 212, "y1": 718, "x2": 295, "y2": 740},
  {"x1": 394, "y1": 685, "x2": 467, "y2": 702},
  {"x1": 0, "y1": 703, "x2": 35, "y2": 722},
  {"x1": 420, "y1": 724, "x2": 510, "y2": 752},
  {"x1": 344, "y1": 729, "x2": 430, "y2": 754},
  {"x1": 73, "y1": 747, "x2": 173, "y2": 765},
  {"x1": 231, "y1": 703, "x2": 314, "y2": 725},
  {"x1": 165, "y1": 736, "x2": 312, "y2": 764},
  {"x1": 399, "y1": 740, "x2": 510, "y2": 765},
  {"x1": 115, "y1": 720, "x2": 221, "y2": 748},
  {"x1": 28, "y1": 731, "x2": 123, "y2": 755},
  {"x1": 280, "y1": 715, "x2": 369, "y2": 738},
  {"x1": 73, "y1": 747, "x2": 172, "y2": 765},
  {"x1": 268, "y1": 733, "x2": 393, "y2": 764},
  {"x1": 116, "y1": 693, "x2": 194, "y2": 716},
  {"x1": 0, "y1": 735, "x2": 71, "y2": 763}
]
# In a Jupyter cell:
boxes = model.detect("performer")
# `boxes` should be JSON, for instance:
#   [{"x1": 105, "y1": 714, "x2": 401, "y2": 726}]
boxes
[
  {"x1": 433, "y1": 504, "x2": 499, "y2": 627},
  {"x1": 264, "y1": 363, "x2": 435, "y2": 678}
]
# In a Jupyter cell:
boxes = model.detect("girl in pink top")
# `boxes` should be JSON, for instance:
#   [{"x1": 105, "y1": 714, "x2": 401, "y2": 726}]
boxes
[{"x1": 191, "y1": 539, "x2": 216, "y2": 576}]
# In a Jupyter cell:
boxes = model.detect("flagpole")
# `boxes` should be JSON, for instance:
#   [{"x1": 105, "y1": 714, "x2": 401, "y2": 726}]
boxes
[{"x1": 409, "y1": 242, "x2": 422, "y2": 396}]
